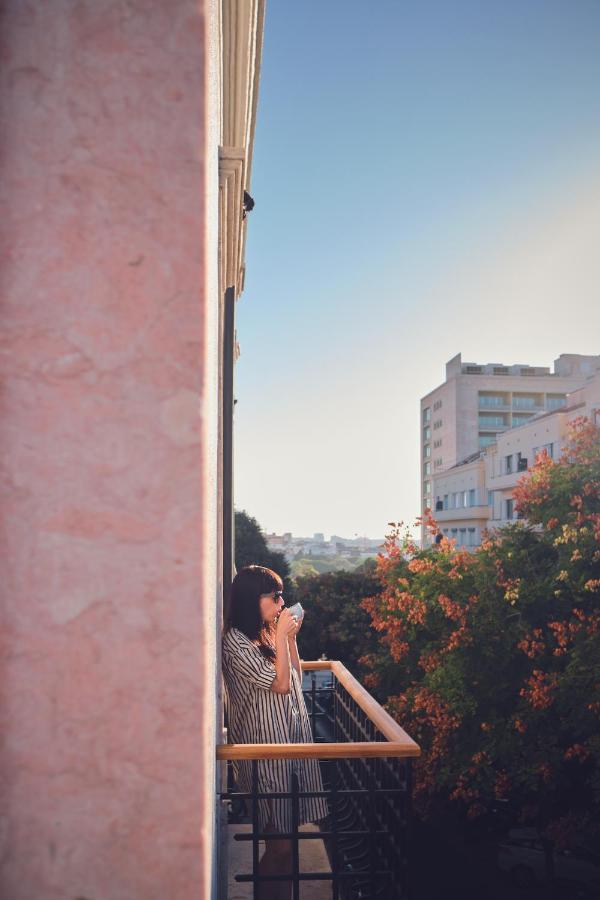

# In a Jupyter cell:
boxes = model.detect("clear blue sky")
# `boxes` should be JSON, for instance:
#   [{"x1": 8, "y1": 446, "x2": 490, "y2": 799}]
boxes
[{"x1": 234, "y1": 0, "x2": 600, "y2": 541}]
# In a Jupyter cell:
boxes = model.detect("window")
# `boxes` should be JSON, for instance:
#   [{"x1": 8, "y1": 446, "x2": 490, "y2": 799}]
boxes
[
  {"x1": 424, "y1": 462, "x2": 431, "y2": 475},
  {"x1": 423, "y1": 406, "x2": 431, "y2": 424},
  {"x1": 423, "y1": 426, "x2": 431, "y2": 441},
  {"x1": 547, "y1": 394, "x2": 566, "y2": 410},
  {"x1": 487, "y1": 490, "x2": 493, "y2": 507},
  {"x1": 479, "y1": 393, "x2": 508, "y2": 408},
  {"x1": 513, "y1": 393, "x2": 542, "y2": 410},
  {"x1": 433, "y1": 399, "x2": 443, "y2": 411},
  {"x1": 533, "y1": 442, "x2": 554, "y2": 461},
  {"x1": 478, "y1": 414, "x2": 508, "y2": 427},
  {"x1": 505, "y1": 454, "x2": 513, "y2": 474},
  {"x1": 506, "y1": 498, "x2": 514, "y2": 519},
  {"x1": 424, "y1": 444, "x2": 431, "y2": 458},
  {"x1": 463, "y1": 490, "x2": 469, "y2": 507},
  {"x1": 479, "y1": 434, "x2": 497, "y2": 448},
  {"x1": 423, "y1": 480, "x2": 431, "y2": 495},
  {"x1": 469, "y1": 488, "x2": 476, "y2": 506},
  {"x1": 443, "y1": 494, "x2": 449, "y2": 510},
  {"x1": 468, "y1": 527, "x2": 476, "y2": 547}
]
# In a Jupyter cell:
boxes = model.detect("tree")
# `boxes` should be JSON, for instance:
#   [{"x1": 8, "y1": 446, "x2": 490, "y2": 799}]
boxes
[
  {"x1": 358, "y1": 417, "x2": 600, "y2": 890},
  {"x1": 292, "y1": 569, "x2": 383, "y2": 685},
  {"x1": 234, "y1": 509, "x2": 294, "y2": 597}
]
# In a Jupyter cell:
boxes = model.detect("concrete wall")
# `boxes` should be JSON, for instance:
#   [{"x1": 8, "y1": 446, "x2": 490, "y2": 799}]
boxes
[{"x1": 0, "y1": 2, "x2": 215, "y2": 897}]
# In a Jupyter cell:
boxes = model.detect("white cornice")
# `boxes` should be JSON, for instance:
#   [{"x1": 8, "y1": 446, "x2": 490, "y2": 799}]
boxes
[{"x1": 219, "y1": 0, "x2": 265, "y2": 297}]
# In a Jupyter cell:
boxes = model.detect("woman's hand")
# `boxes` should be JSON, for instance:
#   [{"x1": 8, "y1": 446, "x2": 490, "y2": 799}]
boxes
[
  {"x1": 290, "y1": 612, "x2": 304, "y2": 639},
  {"x1": 275, "y1": 607, "x2": 297, "y2": 641}
]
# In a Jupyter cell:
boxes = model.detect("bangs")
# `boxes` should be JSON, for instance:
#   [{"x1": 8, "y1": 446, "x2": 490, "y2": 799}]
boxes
[{"x1": 250, "y1": 565, "x2": 283, "y2": 594}]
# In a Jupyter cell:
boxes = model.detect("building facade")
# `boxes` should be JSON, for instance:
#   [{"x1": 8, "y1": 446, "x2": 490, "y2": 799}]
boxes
[
  {"x1": 430, "y1": 372, "x2": 600, "y2": 549},
  {"x1": 421, "y1": 352, "x2": 600, "y2": 546},
  {"x1": 0, "y1": 2, "x2": 265, "y2": 898}
]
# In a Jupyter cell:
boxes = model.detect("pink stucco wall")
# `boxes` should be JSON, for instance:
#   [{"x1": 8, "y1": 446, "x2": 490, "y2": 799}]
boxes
[{"x1": 0, "y1": 2, "x2": 212, "y2": 896}]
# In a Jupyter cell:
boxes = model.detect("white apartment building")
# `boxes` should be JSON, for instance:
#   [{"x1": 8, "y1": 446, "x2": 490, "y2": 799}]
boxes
[
  {"x1": 421, "y1": 352, "x2": 600, "y2": 547},
  {"x1": 430, "y1": 371, "x2": 600, "y2": 549},
  {"x1": 429, "y1": 451, "x2": 488, "y2": 549}
]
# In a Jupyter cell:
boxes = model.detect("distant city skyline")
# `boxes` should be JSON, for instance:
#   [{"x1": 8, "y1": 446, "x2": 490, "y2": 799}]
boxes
[
  {"x1": 262, "y1": 528, "x2": 387, "y2": 542},
  {"x1": 234, "y1": 0, "x2": 600, "y2": 539}
]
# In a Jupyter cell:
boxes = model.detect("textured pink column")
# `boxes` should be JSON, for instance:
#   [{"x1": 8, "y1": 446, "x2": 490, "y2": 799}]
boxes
[{"x1": 0, "y1": 2, "x2": 211, "y2": 897}]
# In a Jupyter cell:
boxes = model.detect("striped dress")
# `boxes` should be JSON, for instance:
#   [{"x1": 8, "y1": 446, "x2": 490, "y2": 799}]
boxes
[{"x1": 222, "y1": 625, "x2": 330, "y2": 834}]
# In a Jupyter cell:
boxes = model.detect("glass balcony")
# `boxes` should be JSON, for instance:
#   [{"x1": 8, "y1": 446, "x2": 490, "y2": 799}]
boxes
[
  {"x1": 512, "y1": 397, "x2": 543, "y2": 410},
  {"x1": 218, "y1": 660, "x2": 420, "y2": 898},
  {"x1": 478, "y1": 415, "x2": 508, "y2": 428},
  {"x1": 477, "y1": 396, "x2": 510, "y2": 409},
  {"x1": 511, "y1": 413, "x2": 534, "y2": 424},
  {"x1": 547, "y1": 396, "x2": 566, "y2": 410}
]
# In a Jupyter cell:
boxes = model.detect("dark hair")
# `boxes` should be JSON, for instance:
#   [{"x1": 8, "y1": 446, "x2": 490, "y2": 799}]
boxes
[{"x1": 223, "y1": 564, "x2": 283, "y2": 662}]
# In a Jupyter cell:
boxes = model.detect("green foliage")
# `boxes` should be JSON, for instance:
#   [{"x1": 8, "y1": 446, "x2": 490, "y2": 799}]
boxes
[
  {"x1": 358, "y1": 418, "x2": 600, "y2": 858},
  {"x1": 234, "y1": 509, "x2": 294, "y2": 597},
  {"x1": 290, "y1": 559, "x2": 320, "y2": 579},
  {"x1": 292, "y1": 569, "x2": 383, "y2": 685},
  {"x1": 291, "y1": 555, "x2": 378, "y2": 578}
]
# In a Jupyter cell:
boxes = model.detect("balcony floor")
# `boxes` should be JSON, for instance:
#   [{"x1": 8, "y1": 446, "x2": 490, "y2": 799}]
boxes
[{"x1": 227, "y1": 822, "x2": 332, "y2": 899}]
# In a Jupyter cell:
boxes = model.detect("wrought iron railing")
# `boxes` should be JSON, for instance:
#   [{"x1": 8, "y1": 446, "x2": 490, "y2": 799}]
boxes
[{"x1": 217, "y1": 659, "x2": 421, "y2": 899}]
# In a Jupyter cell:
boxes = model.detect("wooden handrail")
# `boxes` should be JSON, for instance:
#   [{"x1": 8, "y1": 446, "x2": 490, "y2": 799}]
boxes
[
  {"x1": 216, "y1": 741, "x2": 418, "y2": 760},
  {"x1": 216, "y1": 659, "x2": 421, "y2": 761}
]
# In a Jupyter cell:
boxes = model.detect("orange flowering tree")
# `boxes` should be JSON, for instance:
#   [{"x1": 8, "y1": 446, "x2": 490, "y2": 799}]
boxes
[
  {"x1": 359, "y1": 417, "x2": 600, "y2": 867},
  {"x1": 292, "y1": 568, "x2": 384, "y2": 676}
]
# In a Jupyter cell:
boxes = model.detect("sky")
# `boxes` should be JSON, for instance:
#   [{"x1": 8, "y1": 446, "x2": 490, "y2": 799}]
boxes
[{"x1": 233, "y1": 0, "x2": 600, "y2": 541}]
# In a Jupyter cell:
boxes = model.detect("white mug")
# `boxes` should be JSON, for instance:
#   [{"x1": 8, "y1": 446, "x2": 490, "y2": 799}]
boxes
[{"x1": 287, "y1": 601, "x2": 304, "y2": 621}]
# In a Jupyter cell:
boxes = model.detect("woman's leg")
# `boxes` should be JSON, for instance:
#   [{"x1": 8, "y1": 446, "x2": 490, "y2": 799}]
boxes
[{"x1": 258, "y1": 803, "x2": 293, "y2": 900}]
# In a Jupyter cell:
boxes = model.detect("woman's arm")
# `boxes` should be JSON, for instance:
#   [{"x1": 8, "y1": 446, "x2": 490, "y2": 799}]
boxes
[
  {"x1": 288, "y1": 635, "x2": 302, "y2": 683},
  {"x1": 271, "y1": 631, "x2": 292, "y2": 693},
  {"x1": 271, "y1": 609, "x2": 296, "y2": 693}
]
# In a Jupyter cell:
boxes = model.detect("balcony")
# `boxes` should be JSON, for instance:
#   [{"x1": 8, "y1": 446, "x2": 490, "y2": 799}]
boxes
[
  {"x1": 433, "y1": 504, "x2": 489, "y2": 522},
  {"x1": 477, "y1": 399, "x2": 511, "y2": 410},
  {"x1": 512, "y1": 400, "x2": 544, "y2": 411},
  {"x1": 217, "y1": 660, "x2": 420, "y2": 899},
  {"x1": 477, "y1": 419, "x2": 510, "y2": 432}
]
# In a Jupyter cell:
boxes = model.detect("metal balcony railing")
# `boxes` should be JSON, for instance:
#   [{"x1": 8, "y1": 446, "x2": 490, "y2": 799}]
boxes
[{"x1": 216, "y1": 659, "x2": 421, "y2": 899}]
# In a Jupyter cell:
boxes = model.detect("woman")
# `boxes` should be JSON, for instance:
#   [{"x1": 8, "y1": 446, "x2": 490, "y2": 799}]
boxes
[{"x1": 222, "y1": 565, "x2": 330, "y2": 899}]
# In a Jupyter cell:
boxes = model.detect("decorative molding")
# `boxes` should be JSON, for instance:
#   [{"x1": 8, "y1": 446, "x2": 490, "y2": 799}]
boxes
[
  {"x1": 219, "y1": 0, "x2": 265, "y2": 299},
  {"x1": 218, "y1": 147, "x2": 244, "y2": 296}
]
